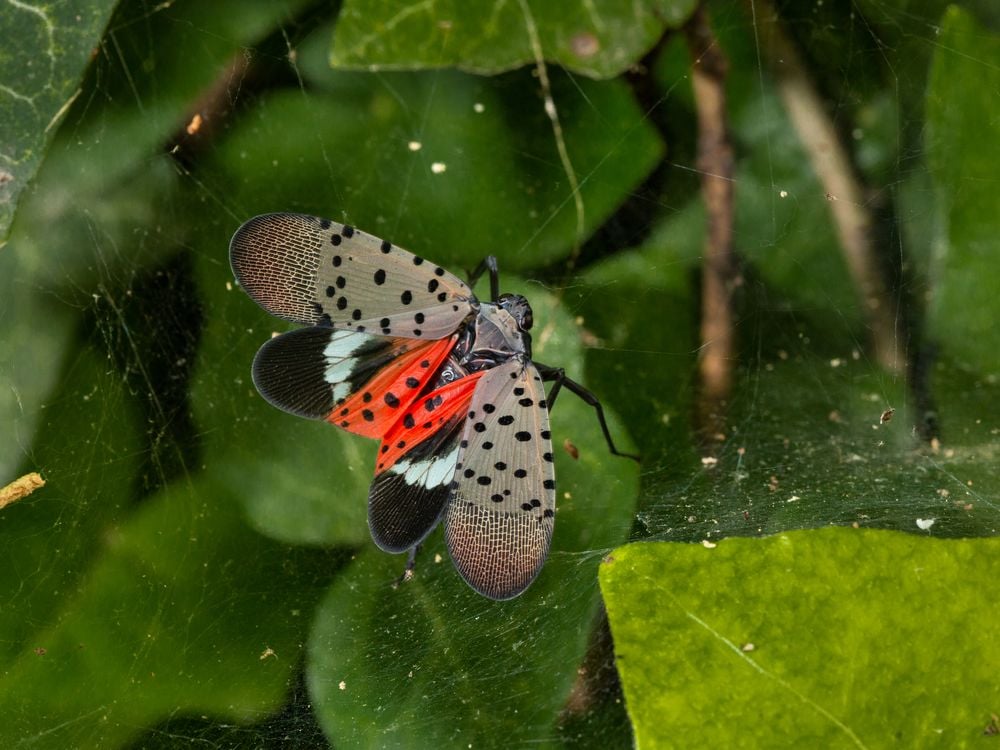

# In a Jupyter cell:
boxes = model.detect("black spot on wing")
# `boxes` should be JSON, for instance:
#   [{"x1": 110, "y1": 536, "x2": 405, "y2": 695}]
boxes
[{"x1": 442, "y1": 360, "x2": 556, "y2": 599}]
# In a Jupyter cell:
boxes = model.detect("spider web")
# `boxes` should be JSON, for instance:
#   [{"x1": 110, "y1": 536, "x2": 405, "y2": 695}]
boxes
[{"x1": 1, "y1": 0, "x2": 998, "y2": 747}]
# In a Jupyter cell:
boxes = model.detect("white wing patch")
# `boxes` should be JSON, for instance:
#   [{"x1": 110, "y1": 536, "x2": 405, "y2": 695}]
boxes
[
  {"x1": 390, "y1": 445, "x2": 460, "y2": 489},
  {"x1": 444, "y1": 359, "x2": 555, "y2": 600},
  {"x1": 368, "y1": 420, "x2": 465, "y2": 553}
]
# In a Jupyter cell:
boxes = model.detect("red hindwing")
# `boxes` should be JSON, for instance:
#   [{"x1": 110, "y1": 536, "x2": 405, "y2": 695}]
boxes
[
  {"x1": 375, "y1": 372, "x2": 486, "y2": 474},
  {"x1": 330, "y1": 335, "x2": 457, "y2": 439}
]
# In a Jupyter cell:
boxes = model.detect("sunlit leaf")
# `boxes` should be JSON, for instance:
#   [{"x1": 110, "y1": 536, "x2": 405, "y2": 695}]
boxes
[{"x1": 601, "y1": 530, "x2": 1000, "y2": 747}]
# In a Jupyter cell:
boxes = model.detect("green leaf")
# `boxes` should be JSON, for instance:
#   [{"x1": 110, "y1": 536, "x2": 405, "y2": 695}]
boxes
[
  {"x1": 925, "y1": 7, "x2": 1000, "y2": 377},
  {"x1": 306, "y1": 283, "x2": 640, "y2": 747},
  {"x1": 0, "y1": 0, "x2": 118, "y2": 242},
  {"x1": 207, "y1": 64, "x2": 663, "y2": 270},
  {"x1": 600, "y1": 529, "x2": 1000, "y2": 747},
  {"x1": 330, "y1": 0, "x2": 698, "y2": 79},
  {"x1": 1, "y1": 0, "x2": 314, "y2": 477},
  {"x1": 0, "y1": 475, "x2": 335, "y2": 747},
  {"x1": 0, "y1": 346, "x2": 143, "y2": 663}
]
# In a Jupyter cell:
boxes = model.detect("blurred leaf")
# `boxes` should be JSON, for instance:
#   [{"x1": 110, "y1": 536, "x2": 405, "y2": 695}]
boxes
[
  {"x1": 60, "y1": 0, "x2": 315, "y2": 178},
  {"x1": 0, "y1": 0, "x2": 118, "y2": 242},
  {"x1": 0, "y1": 475, "x2": 335, "y2": 747},
  {"x1": 0, "y1": 269, "x2": 78, "y2": 482},
  {"x1": 652, "y1": 20, "x2": 874, "y2": 343},
  {"x1": 306, "y1": 284, "x2": 640, "y2": 747},
  {"x1": 718, "y1": 30, "x2": 867, "y2": 339},
  {"x1": 330, "y1": 0, "x2": 698, "y2": 79},
  {"x1": 600, "y1": 529, "x2": 1000, "y2": 748},
  {"x1": 209, "y1": 63, "x2": 663, "y2": 270},
  {"x1": 0, "y1": 346, "x2": 142, "y2": 663},
  {"x1": 1, "y1": 0, "x2": 311, "y2": 480},
  {"x1": 190, "y1": 220, "x2": 371, "y2": 547},
  {"x1": 568, "y1": 201, "x2": 701, "y2": 462},
  {"x1": 925, "y1": 6, "x2": 1000, "y2": 377},
  {"x1": 0, "y1": 153, "x2": 178, "y2": 484}
]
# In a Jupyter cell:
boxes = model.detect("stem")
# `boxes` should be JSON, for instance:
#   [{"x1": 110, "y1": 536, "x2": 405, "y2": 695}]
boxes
[
  {"x1": 685, "y1": 6, "x2": 738, "y2": 443},
  {"x1": 518, "y1": 0, "x2": 586, "y2": 267}
]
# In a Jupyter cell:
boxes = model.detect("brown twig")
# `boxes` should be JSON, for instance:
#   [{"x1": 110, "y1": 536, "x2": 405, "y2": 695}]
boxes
[
  {"x1": 685, "y1": 6, "x2": 738, "y2": 444},
  {"x1": 0, "y1": 472, "x2": 45, "y2": 509},
  {"x1": 165, "y1": 50, "x2": 253, "y2": 162},
  {"x1": 751, "y1": 0, "x2": 903, "y2": 374}
]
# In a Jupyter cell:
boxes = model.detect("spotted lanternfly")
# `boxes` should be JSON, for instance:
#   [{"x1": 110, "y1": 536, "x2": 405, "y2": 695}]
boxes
[{"x1": 230, "y1": 213, "x2": 636, "y2": 599}]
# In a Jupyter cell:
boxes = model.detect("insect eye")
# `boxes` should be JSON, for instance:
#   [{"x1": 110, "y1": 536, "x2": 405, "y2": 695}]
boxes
[
  {"x1": 499, "y1": 294, "x2": 533, "y2": 331},
  {"x1": 520, "y1": 307, "x2": 533, "y2": 331}
]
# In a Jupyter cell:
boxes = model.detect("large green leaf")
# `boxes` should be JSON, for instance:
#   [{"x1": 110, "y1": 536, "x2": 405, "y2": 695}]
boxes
[
  {"x1": 330, "y1": 0, "x2": 698, "y2": 78},
  {"x1": 0, "y1": 0, "x2": 118, "y2": 242},
  {"x1": 600, "y1": 530, "x2": 1000, "y2": 748}
]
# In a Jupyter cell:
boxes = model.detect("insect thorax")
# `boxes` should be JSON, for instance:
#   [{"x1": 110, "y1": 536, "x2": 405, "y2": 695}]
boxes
[{"x1": 435, "y1": 302, "x2": 532, "y2": 385}]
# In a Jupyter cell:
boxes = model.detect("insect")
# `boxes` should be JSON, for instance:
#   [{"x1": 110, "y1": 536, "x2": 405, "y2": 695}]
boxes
[{"x1": 230, "y1": 213, "x2": 636, "y2": 599}]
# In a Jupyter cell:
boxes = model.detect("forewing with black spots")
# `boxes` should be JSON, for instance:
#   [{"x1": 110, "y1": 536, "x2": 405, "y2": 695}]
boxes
[
  {"x1": 230, "y1": 213, "x2": 475, "y2": 338},
  {"x1": 445, "y1": 359, "x2": 556, "y2": 600}
]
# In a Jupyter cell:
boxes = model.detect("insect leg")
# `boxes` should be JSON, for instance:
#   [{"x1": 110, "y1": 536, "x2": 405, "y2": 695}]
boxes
[
  {"x1": 467, "y1": 255, "x2": 500, "y2": 301},
  {"x1": 535, "y1": 363, "x2": 641, "y2": 462},
  {"x1": 393, "y1": 543, "x2": 422, "y2": 589}
]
